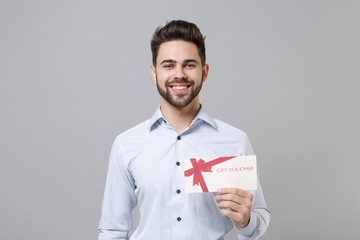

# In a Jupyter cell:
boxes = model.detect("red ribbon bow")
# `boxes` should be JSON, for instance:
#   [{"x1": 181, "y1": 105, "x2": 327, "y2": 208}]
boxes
[{"x1": 184, "y1": 156, "x2": 236, "y2": 192}]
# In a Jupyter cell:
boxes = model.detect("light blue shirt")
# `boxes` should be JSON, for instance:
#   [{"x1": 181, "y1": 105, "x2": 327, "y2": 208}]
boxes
[{"x1": 98, "y1": 107, "x2": 270, "y2": 240}]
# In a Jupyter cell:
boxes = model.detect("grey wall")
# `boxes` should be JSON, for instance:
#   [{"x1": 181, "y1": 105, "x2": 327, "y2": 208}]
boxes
[{"x1": 1, "y1": 1, "x2": 359, "y2": 239}]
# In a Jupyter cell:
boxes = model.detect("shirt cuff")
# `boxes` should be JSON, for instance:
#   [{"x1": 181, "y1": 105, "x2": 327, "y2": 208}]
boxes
[
  {"x1": 98, "y1": 230, "x2": 128, "y2": 240},
  {"x1": 235, "y1": 211, "x2": 257, "y2": 237}
]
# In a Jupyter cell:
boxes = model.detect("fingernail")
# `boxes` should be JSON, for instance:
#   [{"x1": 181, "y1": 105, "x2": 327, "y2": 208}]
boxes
[{"x1": 217, "y1": 189, "x2": 223, "y2": 194}]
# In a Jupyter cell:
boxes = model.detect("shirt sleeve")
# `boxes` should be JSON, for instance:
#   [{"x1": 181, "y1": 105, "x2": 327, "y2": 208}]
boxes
[
  {"x1": 235, "y1": 135, "x2": 270, "y2": 239},
  {"x1": 98, "y1": 137, "x2": 137, "y2": 240}
]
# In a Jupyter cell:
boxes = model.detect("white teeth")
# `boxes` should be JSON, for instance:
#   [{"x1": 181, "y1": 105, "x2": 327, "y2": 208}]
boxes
[{"x1": 173, "y1": 86, "x2": 187, "y2": 90}]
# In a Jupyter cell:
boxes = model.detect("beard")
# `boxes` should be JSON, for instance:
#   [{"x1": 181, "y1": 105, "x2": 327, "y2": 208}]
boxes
[{"x1": 156, "y1": 76, "x2": 203, "y2": 108}]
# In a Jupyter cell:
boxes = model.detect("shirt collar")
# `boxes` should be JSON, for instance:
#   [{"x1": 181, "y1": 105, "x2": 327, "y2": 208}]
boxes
[
  {"x1": 148, "y1": 105, "x2": 217, "y2": 131},
  {"x1": 148, "y1": 106, "x2": 165, "y2": 130}
]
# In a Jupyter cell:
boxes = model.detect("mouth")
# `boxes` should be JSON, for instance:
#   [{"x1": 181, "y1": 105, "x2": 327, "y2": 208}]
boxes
[{"x1": 169, "y1": 83, "x2": 192, "y2": 93}]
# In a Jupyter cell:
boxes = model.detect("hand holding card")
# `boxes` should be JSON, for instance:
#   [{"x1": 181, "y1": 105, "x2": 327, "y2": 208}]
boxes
[{"x1": 215, "y1": 187, "x2": 254, "y2": 228}]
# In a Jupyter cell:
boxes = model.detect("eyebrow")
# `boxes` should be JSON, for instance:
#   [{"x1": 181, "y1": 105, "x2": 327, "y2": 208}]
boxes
[{"x1": 160, "y1": 59, "x2": 199, "y2": 65}]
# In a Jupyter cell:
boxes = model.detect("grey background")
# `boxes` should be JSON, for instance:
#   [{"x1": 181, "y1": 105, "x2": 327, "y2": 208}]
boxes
[{"x1": 1, "y1": 1, "x2": 359, "y2": 239}]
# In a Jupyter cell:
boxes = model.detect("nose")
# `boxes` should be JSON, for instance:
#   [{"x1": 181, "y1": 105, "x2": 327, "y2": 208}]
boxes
[{"x1": 174, "y1": 65, "x2": 186, "y2": 79}]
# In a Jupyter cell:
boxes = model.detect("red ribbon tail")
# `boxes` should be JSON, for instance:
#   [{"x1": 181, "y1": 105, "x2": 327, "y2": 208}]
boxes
[{"x1": 197, "y1": 172, "x2": 209, "y2": 192}]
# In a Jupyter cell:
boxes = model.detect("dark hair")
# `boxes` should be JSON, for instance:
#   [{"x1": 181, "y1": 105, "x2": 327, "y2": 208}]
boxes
[{"x1": 151, "y1": 20, "x2": 206, "y2": 66}]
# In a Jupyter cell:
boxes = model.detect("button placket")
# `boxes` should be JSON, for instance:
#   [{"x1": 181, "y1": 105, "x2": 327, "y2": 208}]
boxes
[{"x1": 173, "y1": 132, "x2": 184, "y2": 234}]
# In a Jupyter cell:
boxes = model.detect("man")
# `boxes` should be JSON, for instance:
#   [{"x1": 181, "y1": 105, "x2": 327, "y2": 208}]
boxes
[{"x1": 98, "y1": 20, "x2": 270, "y2": 240}]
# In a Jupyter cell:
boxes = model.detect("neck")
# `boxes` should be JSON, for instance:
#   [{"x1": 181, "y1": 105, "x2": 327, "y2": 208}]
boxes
[{"x1": 160, "y1": 98, "x2": 201, "y2": 134}]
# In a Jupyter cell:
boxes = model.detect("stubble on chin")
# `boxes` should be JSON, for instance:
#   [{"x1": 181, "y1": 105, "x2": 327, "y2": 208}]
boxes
[{"x1": 156, "y1": 77, "x2": 203, "y2": 108}]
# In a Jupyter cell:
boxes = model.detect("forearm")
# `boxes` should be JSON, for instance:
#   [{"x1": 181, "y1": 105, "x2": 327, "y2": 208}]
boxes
[{"x1": 235, "y1": 177, "x2": 270, "y2": 239}]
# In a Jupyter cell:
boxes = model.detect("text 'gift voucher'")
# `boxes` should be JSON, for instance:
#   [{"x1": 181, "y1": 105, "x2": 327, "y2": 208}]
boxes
[{"x1": 184, "y1": 155, "x2": 257, "y2": 193}]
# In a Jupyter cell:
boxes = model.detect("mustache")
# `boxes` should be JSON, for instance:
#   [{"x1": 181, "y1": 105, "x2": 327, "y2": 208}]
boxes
[{"x1": 165, "y1": 79, "x2": 194, "y2": 87}]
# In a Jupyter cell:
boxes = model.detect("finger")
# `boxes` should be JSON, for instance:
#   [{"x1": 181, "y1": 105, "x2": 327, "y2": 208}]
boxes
[
  {"x1": 220, "y1": 209, "x2": 249, "y2": 222},
  {"x1": 216, "y1": 194, "x2": 252, "y2": 208},
  {"x1": 217, "y1": 199, "x2": 244, "y2": 212},
  {"x1": 215, "y1": 191, "x2": 253, "y2": 206},
  {"x1": 215, "y1": 192, "x2": 241, "y2": 202},
  {"x1": 217, "y1": 188, "x2": 253, "y2": 200}
]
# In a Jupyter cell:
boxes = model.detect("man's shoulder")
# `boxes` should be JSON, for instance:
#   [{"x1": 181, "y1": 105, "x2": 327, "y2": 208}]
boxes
[
  {"x1": 115, "y1": 118, "x2": 151, "y2": 141},
  {"x1": 212, "y1": 117, "x2": 248, "y2": 138},
  {"x1": 210, "y1": 117, "x2": 253, "y2": 154}
]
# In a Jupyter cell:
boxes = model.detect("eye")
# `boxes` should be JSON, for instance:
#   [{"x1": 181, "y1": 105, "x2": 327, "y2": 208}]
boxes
[
  {"x1": 186, "y1": 64, "x2": 195, "y2": 68},
  {"x1": 163, "y1": 64, "x2": 173, "y2": 69}
]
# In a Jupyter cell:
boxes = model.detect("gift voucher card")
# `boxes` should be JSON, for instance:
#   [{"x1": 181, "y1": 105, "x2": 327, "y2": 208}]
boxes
[{"x1": 184, "y1": 155, "x2": 257, "y2": 193}]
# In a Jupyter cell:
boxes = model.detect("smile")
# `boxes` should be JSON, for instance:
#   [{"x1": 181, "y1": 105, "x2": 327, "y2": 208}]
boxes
[
  {"x1": 169, "y1": 84, "x2": 191, "y2": 93},
  {"x1": 172, "y1": 86, "x2": 188, "y2": 90}
]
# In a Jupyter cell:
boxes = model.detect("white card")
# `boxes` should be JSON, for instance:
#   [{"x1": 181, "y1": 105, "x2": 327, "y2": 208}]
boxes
[{"x1": 184, "y1": 155, "x2": 257, "y2": 193}]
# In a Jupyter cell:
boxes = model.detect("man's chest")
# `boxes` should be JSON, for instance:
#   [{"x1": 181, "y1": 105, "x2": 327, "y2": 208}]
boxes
[{"x1": 128, "y1": 134, "x2": 245, "y2": 193}]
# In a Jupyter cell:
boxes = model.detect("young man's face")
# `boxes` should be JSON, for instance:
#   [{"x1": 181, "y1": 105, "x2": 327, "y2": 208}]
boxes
[{"x1": 151, "y1": 40, "x2": 209, "y2": 108}]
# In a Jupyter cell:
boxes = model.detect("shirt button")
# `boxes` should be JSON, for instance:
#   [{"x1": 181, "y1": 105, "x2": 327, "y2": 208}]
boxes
[
  {"x1": 177, "y1": 217, "x2": 182, "y2": 222},
  {"x1": 177, "y1": 136, "x2": 181, "y2": 140},
  {"x1": 176, "y1": 161, "x2": 180, "y2": 166},
  {"x1": 176, "y1": 189, "x2": 181, "y2": 194}
]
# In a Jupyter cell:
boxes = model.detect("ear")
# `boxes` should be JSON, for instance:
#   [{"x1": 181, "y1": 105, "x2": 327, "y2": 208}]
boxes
[
  {"x1": 151, "y1": 65, "x2": 157, "y2": 84},
  {"x1": 202, "y1": 64, "x2": 210, "y2": 83}
]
